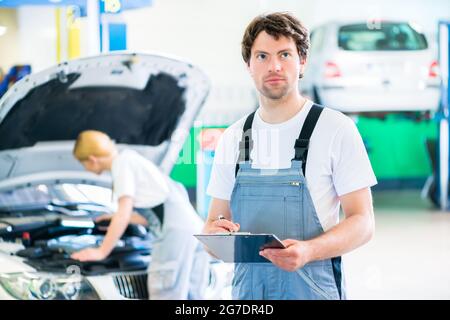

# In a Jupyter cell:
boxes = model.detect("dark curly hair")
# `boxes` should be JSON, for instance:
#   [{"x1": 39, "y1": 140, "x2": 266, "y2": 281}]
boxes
[{"x1": 241, "y1": 12, "x2": 310, "y2": 78}]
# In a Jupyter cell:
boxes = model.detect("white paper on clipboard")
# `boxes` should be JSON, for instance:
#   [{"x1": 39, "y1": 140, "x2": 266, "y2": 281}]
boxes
[{"x1": 194, "y1": 233, "x2": 285, "y2": 263}]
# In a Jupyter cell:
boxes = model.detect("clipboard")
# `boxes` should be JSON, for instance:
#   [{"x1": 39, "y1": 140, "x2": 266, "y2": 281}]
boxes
[{"x1": 194, "y1": 232, "x2": 286, "y2": 263}]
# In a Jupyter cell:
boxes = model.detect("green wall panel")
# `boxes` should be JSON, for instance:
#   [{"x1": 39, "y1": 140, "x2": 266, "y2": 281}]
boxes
[
  {"x1": 356, "y1": 115, "x2": 437, "y2": 179},
  {"x1": 169, "y1": 127, "x2": 200, "y2": 187},
  {"x1": 170, "y1": 116, "x2": 437, "y2": 187}
]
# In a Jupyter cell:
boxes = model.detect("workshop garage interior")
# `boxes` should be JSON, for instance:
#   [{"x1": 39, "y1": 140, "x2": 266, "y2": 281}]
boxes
[{"x1": 0, "y1": 0, "x2": 449, "y2": 302}]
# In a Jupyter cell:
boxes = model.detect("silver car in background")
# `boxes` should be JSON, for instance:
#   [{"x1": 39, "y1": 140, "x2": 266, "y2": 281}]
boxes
[{"x1": 301, "y1": 21, "x2": 440, "y2": 114}]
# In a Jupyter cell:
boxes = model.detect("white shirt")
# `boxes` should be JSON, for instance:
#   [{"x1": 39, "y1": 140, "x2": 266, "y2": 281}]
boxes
[
  {"x1": 206, "y1": 100, "x2": 377, "y2": 231},
  {"x1": 111, "y1": 149, "x2": 170, "y2": 208}
]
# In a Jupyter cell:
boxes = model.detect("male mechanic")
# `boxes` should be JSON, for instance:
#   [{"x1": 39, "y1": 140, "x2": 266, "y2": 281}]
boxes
[
  {"x1": 202, "y1": 12, "x2": 377, "y2": 300},
  {"x1": 71, "y1": 130, "x2": 209, "y2": 299}
]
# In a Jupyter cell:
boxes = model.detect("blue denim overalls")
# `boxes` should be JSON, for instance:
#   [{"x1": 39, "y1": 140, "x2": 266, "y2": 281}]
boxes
[{"x1": 230, "y1": 104, "x2": 345, "y2": 300}]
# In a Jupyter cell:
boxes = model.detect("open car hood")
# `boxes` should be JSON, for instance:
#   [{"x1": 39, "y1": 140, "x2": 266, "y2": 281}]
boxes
[{"x1": 0, "y1": 52, "x2": 210, "y2": 191}]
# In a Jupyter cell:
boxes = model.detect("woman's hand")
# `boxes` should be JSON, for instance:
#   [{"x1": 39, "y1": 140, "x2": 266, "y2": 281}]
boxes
[{"x1": 70, "y1": 247, "x2": 108, "y2": 262}]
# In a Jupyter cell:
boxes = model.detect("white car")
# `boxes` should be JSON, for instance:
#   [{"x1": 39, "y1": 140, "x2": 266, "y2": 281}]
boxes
[
  {"x1": 301, "y1": 20, "x2": 440, "y2": 113},
  {"x1": 0, "y1": 53, "x2": 232, "y2": 300}
]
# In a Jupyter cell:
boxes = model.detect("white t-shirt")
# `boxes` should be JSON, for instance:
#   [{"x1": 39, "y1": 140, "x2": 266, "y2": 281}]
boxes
[
  {"x1": 206, "y1": 100, "x2": 377, "y2": 231},
  {"x1": 111, "y1": 149, "x2": 170, "y2": 208}
]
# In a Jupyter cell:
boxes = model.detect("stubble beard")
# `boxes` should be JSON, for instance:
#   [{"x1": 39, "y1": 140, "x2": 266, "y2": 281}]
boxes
[{"x1": 260, "y1": 82, "x2": 291, "y2": 100}]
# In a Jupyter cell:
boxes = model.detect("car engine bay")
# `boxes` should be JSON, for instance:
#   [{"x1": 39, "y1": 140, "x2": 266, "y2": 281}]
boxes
[{"x1": 0, "y1": 205, "x2": 153, "y2": 276}]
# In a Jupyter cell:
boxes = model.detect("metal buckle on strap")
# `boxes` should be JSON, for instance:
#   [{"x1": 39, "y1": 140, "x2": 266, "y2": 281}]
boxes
[
  {"x1": 293, "y1": 138, "x2": 309, "y2": 161},
  {"x1": 239, "y1": 139, "x2": 253, "y2": 150},
  {"x1": 238, "y1": 138, "x2": 253, "y2": 161}
]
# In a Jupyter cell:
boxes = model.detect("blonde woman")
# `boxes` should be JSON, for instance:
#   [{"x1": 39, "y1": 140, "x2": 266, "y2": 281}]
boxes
[{"x1": 71, "y1": 130, "x2": 209, "y2": 300}]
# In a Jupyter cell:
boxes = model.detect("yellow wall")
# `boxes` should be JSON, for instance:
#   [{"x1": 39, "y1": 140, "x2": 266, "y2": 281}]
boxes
[
  {"x1": 0, "y1": 9, "x2": 20, "y2": 76},
  {"x1": 67, "y1": 7, "x2": 81, "y2": 60},
  {"x1": 55, "y1": 7, "x2": 81, "y2": 63}
]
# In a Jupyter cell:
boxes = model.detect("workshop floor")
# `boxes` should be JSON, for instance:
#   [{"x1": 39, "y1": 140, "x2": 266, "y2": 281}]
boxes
[{"x1": 344, "y1": 190, "x2": 450, "y2": 300}]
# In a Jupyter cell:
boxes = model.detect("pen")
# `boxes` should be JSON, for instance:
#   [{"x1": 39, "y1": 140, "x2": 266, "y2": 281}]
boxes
[{"x1": 216, "y1": 215, "x2": 237, "y2": 233}]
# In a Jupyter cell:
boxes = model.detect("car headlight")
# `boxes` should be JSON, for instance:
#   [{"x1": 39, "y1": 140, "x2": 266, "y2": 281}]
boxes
[{"x1": 0, "y1": 272, "x2": 100, "y2": 300}]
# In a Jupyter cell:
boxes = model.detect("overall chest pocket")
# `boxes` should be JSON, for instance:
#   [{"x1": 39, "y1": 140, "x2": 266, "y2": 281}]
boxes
[
  {"x1": 238, "y1": 180, "x2": 303, "y2": 197},
  {"x1": 238, "y1": 189, "x2": 303, "y2": 240}
]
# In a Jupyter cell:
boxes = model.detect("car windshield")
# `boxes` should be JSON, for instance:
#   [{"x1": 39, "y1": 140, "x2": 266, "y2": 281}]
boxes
[
  {"x1": 338, "y1": 22, "x2": 428, "y2": 51},
  {"x1": 0, "y1": 183, "x2": 113, "y2": 211}
]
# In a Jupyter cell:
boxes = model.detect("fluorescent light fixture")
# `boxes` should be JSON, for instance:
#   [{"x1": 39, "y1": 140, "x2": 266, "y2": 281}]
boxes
[
  {"x1": 60, "y1": 219, "x2": 95, "y2": 228},
  {"x1": 0, "y1": 26, "x2": 7, "y2": 37}
]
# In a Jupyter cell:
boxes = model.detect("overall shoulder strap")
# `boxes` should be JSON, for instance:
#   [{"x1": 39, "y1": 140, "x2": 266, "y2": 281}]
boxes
[
  {"x1": 293, "y1": 104, "x2": 324, "y2": 175},
  {"x1": 235, "y1": 111, "x2": 256, "y2": 177}
]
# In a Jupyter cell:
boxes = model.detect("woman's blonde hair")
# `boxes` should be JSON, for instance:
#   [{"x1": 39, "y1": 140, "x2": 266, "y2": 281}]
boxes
[{"x1": 73, "y1": 130, "x2": 116, "y2": 161}]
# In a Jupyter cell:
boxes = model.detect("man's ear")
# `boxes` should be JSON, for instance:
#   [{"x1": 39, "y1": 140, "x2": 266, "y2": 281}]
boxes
[
  {"x1": 87, "y1": 155, "x2": 97, "y2": 164},
  {"x1": 299, "y1": 57, "x2": 307, "y2": 78},
  {"x1": 246, "y1": 60, "x2": 252, "y2": 76},
  {"x1": 300, "y1": 57, "x2": 307, "y2": 69}
]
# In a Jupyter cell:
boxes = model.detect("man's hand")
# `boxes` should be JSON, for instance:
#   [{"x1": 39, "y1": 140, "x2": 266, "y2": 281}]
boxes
[
  {"x1": 259, "y1": 239, "x2": 311, "y2": 272},
  {"x1": 262, "y1": 187, "x2": 374, "y2": 271},
  {"x1": 71, "y1": 247, "x2": 108, "y2": 262},
  {"x1": 203, "y1": 198, "x2": 239, "y2": 234},
  {"x1": 207, "y1": 218, "x2": 240, "y2": 234}
]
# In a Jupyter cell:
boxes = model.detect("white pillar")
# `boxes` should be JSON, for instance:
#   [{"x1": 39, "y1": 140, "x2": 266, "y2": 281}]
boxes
[
  {"x1": 439, "y1": 119, "x2": 449, "y2": 210},
  {"x1": 439, "y1": 23, "x2": 449, "y2": 211}
]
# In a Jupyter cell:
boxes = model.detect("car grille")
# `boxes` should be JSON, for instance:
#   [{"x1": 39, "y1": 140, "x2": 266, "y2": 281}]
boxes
[{"x1": 113, "y1": 272, "x2": 149, "y2": 299}]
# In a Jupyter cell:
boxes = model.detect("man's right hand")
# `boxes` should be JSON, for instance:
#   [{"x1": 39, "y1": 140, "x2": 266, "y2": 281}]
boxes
[
  {"x1": 202, "y1": 198, "x2": 240, "y2": 234},
  {"x1": 206, "y1": 217, "x2": 240, "y2": 233},
  {"x1": 201, "y1": 198, "x2": 238, "y2": 258}
]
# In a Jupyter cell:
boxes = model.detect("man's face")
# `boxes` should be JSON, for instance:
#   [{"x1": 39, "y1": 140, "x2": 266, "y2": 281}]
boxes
[
  {"x1": 248, "y1": 31, "x2": 305, "y2": 100},
  {"x1": 80, "y1": 157, "x2": 103, "y2": 175}
]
